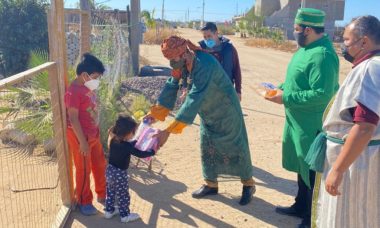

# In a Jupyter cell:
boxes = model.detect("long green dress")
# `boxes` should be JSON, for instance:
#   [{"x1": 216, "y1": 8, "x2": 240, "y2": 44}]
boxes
[
  {"x1": 279, "y1": 35, "x2": 339, "y2": 187},
  {"x1": 158, "y1": 50, "x2": 253, "y2": 181}
]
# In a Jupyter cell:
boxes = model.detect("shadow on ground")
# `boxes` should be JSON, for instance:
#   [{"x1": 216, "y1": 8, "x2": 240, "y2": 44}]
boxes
[
  {"x1": 253, "y1": 166, "x2": 296, "y2": 197},
  {"x1": 65, "y1": 167, "x2": 233, "y2": 227},
  {"x1": 64, "y1": 166, "x2": 299, "y2": 228},
  {"x1": 208, "y1": 194, "x2": 300, "y2": 228},
  {"x1": 128, "y1": 168, "x2": 234, "y2": 227}
]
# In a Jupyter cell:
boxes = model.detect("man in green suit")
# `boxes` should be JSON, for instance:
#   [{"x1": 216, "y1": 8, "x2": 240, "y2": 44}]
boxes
[{"x1": 266, "y1": 8, "x2": 339, "y2": 228}]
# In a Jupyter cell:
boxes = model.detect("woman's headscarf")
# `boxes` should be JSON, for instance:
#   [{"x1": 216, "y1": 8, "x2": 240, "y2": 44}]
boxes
[{"x1": 161, "y1": 35, "x2": 201, "y2": 60}]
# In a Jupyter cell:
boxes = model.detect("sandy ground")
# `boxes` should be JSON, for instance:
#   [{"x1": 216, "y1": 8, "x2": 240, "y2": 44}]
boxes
[
  {"x1": 64, "y1": 28, "x2": 352, "y2": 228},
  {"x1": 0, "y1": 141, "x2": 62, "y2": 228},
  {"x1": 0, "y1": 97, "x2": 63, "y2": 228}
]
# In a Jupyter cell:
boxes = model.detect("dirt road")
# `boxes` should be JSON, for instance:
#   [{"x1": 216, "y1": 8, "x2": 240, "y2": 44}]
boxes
[{"x1": 66, "y1": 28, "x2": 351, "y2": 228}]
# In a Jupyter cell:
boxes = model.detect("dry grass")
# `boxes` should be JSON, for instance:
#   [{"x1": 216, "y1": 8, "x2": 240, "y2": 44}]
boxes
[
  {"x1": 333, "y1": 43, "x2": 342, "y2": 55},
  {"x1": 245, "y1": 38, "x2": 298, "y2": 53},
  {"x1": 143, "y1": 27, "x2": 178, "y2": 45},
  {"x1": 246, "y1": 38, "x2": 343, "y2": 54},
  {"x1": 218, "y1": 25, "x2": 235, "y2": 35},
  {"x1": 139, "y1": 55, "x2": 153, "y2": 67}
]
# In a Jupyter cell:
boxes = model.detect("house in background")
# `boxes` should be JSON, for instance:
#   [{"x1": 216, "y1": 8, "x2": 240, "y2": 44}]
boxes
[{"x1": 255, "y1": 0, "x2": 345, "y2": 39}]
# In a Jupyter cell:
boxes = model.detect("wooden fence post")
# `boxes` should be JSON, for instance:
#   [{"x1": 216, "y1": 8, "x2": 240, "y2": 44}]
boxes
[
  {"x1": 48, "y1": 0, "x2": 74, "y2": 208},
  {"x1": 130, "y1": 0, "x2": 141, "y2": 75},
  {"x1": 80, "y1": 0, "x2": 91, "y2": 55}
]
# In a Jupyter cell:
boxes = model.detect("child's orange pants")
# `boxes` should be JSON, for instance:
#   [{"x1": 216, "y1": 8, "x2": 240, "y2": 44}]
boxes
[{"x1": 67, "y1": 128, "x2": 106, "y2": 205}]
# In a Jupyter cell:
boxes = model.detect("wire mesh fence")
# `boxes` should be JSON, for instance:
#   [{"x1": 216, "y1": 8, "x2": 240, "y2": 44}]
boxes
[
  {"x1": 64, "y1": 10, "x2": 133, "y2": 79},
  {"x1": 0, "y1": 2, "x2": 142, "y2": 227},
  {"x1": 0, "y1": 7, "x2": 142, "y2": 227},
  {"x1": 0, "y1": 63, "x2": 71, "y2": 228},
  {"x1": 63, "y1": 13, "x2": 134, "y2": 156},
  {"x1": 63, "y1": 8, "x2": 148, "y2": 213}
]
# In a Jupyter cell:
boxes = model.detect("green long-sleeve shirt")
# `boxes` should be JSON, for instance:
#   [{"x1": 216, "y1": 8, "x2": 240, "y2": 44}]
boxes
[{"x1": 280, "y1": 34, "x2": 339, "y2": 187}]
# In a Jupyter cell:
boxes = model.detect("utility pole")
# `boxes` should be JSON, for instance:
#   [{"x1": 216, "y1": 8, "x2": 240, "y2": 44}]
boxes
[
  {"x1": 130, "y1": 0, "x2": 141, "y2": 75},
  {"x1": 201, "y1": 0, "x2": 205, "y2": 28},
  {"x1": 236, "y1": 1, "x2": 238, "y2": 16},
  {"x1": 188, "y1": 8, "x2": 190, "y2": 22},
  {"x1": 80, "y1": 0, "x2": 91, "y2": 55},
  {"x1": 161, "y1": 0, "x2": 165, "y2": 26},
  {"x1": 301, "y1": 0, "x2": 306, "y2": 8}
]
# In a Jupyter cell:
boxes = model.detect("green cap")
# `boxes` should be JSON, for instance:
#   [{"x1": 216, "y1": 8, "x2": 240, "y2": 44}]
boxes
[{"x1": 295, "y1": 8, "x2": 326, "y2": 27}]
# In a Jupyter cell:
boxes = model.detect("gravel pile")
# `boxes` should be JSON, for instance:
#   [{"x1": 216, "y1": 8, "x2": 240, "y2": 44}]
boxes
[
  {"x1": 121, "y1": 76, "x2": 169, "y2": 104},
  {"x1": 120, "y1": 76, "x2": 183, "y2": 110}
]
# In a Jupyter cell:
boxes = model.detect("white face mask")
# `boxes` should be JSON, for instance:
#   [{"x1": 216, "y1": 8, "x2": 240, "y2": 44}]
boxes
[{"x1": 83, "y1": 74, "x2": 100, "y2": 91}]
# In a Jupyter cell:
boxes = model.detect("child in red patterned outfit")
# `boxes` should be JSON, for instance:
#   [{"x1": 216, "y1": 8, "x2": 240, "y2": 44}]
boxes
[{"x1": 65, "y1": 53, "x2": 106, "y2": 216}]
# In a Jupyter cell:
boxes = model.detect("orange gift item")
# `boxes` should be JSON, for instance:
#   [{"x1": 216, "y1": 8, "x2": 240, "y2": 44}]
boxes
[{"x1": 255, "y1": 82, "x2": 277, "y2": 98}]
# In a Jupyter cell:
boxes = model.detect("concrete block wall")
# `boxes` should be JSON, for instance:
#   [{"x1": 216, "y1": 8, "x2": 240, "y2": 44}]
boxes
[{"x1": 257, "y1": 0, "x2": 345, "y2": 40}]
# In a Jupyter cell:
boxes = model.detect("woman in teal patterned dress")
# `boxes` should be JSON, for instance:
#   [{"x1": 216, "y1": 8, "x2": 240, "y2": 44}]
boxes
[{"x1": 145, "y1": 36, "x2": 255, "y2": 205}]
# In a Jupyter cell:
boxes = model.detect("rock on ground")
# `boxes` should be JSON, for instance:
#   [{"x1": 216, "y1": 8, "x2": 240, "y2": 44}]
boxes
[
  {"x1": 121, "y1": 76, "x2": 169, "y2": 104},
  {"x1": 120, "y1": 76, "x2": 183, "y2": 110}
]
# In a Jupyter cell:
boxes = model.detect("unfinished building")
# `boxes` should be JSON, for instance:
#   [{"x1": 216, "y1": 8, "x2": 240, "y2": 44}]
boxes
[{"x1": 255, "y1": 0, "x2": 345, "y2": 40}]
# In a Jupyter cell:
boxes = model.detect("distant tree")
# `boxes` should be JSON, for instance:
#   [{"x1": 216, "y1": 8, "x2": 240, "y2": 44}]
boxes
[
  {"x1": 244, "y1": 6, "x2": 264, "y2": 29},
  {"x1": 141, "y1": 9, "x2": 156, "y2": 29},
  {"x1": 0, "y1": 0, "x2": 48, "y2": 77}
]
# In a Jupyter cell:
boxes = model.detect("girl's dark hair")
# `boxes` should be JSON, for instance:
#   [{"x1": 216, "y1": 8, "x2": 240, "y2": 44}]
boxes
[
  {"x1": 110, "y1": 114, "x2": 137, "y2": 142},
  {"x1": 76, "y1": 53, "x2": 105, "y2": 75}
]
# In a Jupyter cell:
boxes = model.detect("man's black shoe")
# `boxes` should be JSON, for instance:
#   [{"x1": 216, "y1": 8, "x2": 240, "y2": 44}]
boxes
[
  {"x1": 297, "y1": 223, "x2": 310, "y2": 228},
  {"x1": 239, "y1": 185, "x2": 256, "y2": 205},
  {"x1": 297, "y1": 222, "x2": 311, "y2": 228},
  {"x1": 192, "y1": 185, "x2": 218, "y2": 198},
  {"x1": 275, "y1": 205, "x2": 305, "y2": 219},
  {"x1": 297, "y1": 218, "x2": 311, "y2": 228}
]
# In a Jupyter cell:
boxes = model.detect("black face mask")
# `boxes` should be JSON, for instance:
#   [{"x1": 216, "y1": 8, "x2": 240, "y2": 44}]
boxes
[
  {"x1": 293, "y1": 30, "x2": 307, "y2": 47},
  {"x1": 170, "y1": 59, "x2": 185, "y2": 69},
  {"x1": 341, "y1": 44, "x2": 355, "y2": 63},
  {"x1": 340, "y1": 38, "x2": 363, "y2": 63}
]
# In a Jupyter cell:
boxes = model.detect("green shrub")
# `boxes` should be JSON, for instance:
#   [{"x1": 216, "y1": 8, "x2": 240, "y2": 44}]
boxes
[
  {"x1": 130, "y1": 94, "x2": 151, "y2": 119},
  {"x1": 0, "y1": 0, "x2": 49, "y2": 77},
  {"x1": 217, "y1": 24, "x2": 235, "y2": 35},
  {"x1": 97, "y1": 81, "x2": 126, "y2": 152},
  {"x1": 1, "y1": 50, "x2": 54, "y2": 143}
]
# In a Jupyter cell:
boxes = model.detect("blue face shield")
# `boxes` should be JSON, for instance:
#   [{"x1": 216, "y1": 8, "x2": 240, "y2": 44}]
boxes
[{"x1": 205, "y1": 39, "x2": 216, "y2": 48}]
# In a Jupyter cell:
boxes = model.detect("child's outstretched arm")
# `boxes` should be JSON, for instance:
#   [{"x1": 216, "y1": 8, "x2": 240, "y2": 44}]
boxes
[{"x1": 130, "y1": 146, "x2": 155, "y2": 158}]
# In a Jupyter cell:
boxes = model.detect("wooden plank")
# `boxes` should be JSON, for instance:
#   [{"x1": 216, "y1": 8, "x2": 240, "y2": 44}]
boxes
[
  {"x1": 48, "y1": 61, "x2": 74, "y2": 216},
  {"x1": 64, "y1": 8, "x2": 89, "y2": 15},
  {"x1": 80, "y1": 0, "x2": 91, "y2": 55},
  {"x1": 48, "y1": 1, "x2": 69, "y2": 87},
  {"x1": 52, "y1": 205, "x2": 71, "y2": 228},
  {"x1": 127, "y1": 5, "x2": 131, "y2": 49},
  {"x1": 49, "y1": 0, "x2": 74, "y2": 211},
  {"x1": 0, "y1": 62, "x2": 56, "y2": 90}
]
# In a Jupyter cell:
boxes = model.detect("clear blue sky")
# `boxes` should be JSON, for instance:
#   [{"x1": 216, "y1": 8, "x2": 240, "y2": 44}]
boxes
[{"x1": 64, "y1": 0, "x2": 380, "y2": 25}]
